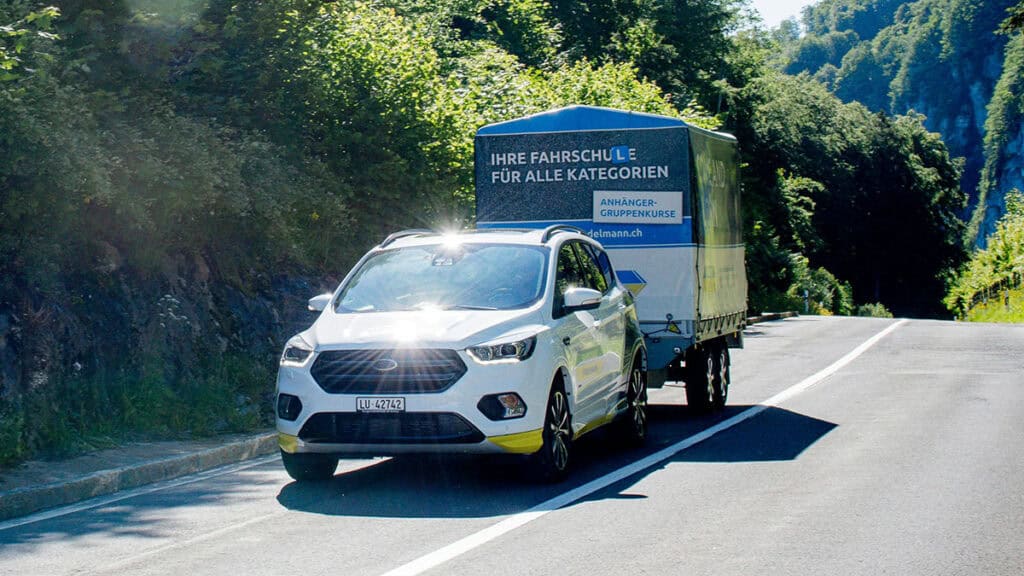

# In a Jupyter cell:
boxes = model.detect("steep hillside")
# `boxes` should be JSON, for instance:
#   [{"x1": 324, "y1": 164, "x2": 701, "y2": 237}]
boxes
[
  {"x1": 784, "y1": 0, "x2": 1021, "y2": 245},
  {"x1": 973, "y1": 31, "x2": 1024, "y2": 243}
]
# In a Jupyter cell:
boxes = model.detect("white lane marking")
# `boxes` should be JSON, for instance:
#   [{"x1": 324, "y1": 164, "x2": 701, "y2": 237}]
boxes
[
  {"x1": 0, "y1": 454, "x2": 279, "y2": 532},
  {"x1": 381, "y1": 319, "x2": 908, "y2": 576}
]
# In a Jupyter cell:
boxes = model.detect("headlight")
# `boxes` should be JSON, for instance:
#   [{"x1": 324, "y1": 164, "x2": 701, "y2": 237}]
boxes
[
  {"x1": 280, "y1": 336, "x2": 314, "y2": 367},
  {"x1": 467, "y1": 335, "x2": 536, "y2": 363}
]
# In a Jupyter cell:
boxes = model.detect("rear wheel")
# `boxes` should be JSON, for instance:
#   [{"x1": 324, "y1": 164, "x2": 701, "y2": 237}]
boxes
[
  {"x1": 712, "y1": 345, "x2": 730, "y2": 409},
  {"x1": 531, "y1": 381, "x2": 572, "y2": 482},
  {"x1": 685, "y1": 344, "x2": 716, "y2": 412},
  {"x1": 281, "y1": 450, "x2": 338, "y2": 481},
  {"x1": 619, "y1": 359, "x2": 648, "y2": 445}
]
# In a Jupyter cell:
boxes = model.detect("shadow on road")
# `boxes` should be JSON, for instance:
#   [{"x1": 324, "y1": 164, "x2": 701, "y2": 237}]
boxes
[
  {"x1": 274, "y1": 404, "x2": 837, "y2": 519},
  {"x1": 672, "y1": 405, "x2": 837, "y2": 463}
]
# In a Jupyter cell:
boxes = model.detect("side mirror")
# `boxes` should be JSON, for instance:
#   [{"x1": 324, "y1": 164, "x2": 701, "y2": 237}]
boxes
[
  {"x1": 562, "y1": 287, "x2": 602, "y2": 313},
  {"x1": 307, "y1": 293, "x2": 333, "y2": 312}
]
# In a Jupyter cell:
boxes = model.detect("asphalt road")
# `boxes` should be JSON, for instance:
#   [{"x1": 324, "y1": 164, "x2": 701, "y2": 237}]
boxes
[{"x1": 2, "y1": 317, "x2": 1023, "y2": 576}]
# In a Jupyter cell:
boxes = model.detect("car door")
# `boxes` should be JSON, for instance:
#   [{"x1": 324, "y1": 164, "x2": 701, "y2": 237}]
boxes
[
  {"x1": 576, "y1": 242, "x2": 628, "y2": 416},
  {"x1": 552, "y1": 241, "x2": 605, "y2": 430}
]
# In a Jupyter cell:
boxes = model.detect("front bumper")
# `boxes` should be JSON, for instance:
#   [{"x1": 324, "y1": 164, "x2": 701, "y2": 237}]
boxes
[{"x1": 275, "y1": 348, "x2": 552, "y2": 456}]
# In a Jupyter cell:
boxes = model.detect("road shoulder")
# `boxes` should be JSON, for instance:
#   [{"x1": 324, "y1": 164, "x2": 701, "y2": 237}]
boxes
[{"x1": 0, "y1": 431, "x2": 277, "y2": 522}]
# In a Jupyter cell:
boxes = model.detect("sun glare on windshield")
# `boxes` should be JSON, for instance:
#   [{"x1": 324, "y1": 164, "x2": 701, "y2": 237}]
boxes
[{"x1": 336, "y1": 243, "x2": 548, "y2": 313}]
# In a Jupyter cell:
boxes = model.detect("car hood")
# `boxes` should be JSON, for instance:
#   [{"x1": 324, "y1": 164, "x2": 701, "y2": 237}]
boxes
[{"x1": 303, "y1": 307, "x2": 546, "y2": 350}]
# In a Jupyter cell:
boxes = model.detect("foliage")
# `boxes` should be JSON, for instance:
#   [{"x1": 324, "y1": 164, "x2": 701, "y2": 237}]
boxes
[
  {"x1": 729, "y1": 72, "x2": 966, "y2": 317},
  {"x1": 856, "y1": 302, "x2": 895, "y2": 317},
  {"x1": 1000, "y1": 1, "x2": 1024, "y2": 34},
  {"x1": 946, "y1": 190, "x2": 1024, "y2": 317},
  {"x1": 479, "y1": 0, "x2": 563, "y2": 67},
  {"x1": 801, "y1": 0, "x2": 904, "y2": 39},
  {"x1": 785, "y1": 29, "x2": 860, "y2": 77},
  {"x1": 546, "y1": 0, "x2": 746, "y2": 105},
  {"x1": 787, "y1": 255, "x2": 855, "y2": 316},
  {"x1": 0, "y1": 4, "x2": 59, "y2": 81}
]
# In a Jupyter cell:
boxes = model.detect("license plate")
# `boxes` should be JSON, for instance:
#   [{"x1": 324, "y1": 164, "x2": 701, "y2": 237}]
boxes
[{"x1": 356, "y1": 397, "x2": 405, "y2": 413}]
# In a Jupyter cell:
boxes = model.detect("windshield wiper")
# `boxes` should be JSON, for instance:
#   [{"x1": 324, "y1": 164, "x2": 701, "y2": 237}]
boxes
[{"x1": 445, "y1": 304, "x2": 499, "y2": 311}]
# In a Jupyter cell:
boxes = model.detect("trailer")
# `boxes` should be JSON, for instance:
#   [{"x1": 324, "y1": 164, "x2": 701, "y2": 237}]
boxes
[{"x1": 474, "y1": 105, "x2": 747, "y2": 410}]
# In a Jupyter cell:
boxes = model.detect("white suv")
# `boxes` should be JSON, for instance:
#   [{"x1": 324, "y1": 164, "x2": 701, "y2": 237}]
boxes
[{"x1": 275, "y1": 225, "x2": 647, "y2": 482}]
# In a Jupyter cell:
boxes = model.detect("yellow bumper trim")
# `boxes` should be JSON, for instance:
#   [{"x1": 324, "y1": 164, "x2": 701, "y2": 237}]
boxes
[
  {"x1": 278, "y1": 433, "x2": 299, "y2": 454},
  {"x1": 489, "y1": 429, "x2": 543, "y2": 454}
]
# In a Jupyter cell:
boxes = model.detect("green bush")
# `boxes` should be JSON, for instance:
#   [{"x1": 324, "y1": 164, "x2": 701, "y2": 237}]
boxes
[
  {"x1": 856, "y1": 303, "x2": 894, "y2": 318},
  {"x1": 787, "y1": 255, "x2": 854, "y2": 316}
]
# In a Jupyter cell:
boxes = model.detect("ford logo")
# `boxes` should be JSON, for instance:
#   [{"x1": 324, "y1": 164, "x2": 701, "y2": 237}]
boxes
[{"x1": 372, "y1": 358, "x2": 399, "y2": 372}]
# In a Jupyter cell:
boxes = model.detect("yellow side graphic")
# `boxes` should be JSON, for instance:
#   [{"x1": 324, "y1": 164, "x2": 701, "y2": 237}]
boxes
[{"x1": 573, "y1": 414, "x2": 615, "y2": 439}]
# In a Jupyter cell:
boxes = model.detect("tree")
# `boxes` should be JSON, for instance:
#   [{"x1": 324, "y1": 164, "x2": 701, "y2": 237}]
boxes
[
  {"x1": 730, "y1": 72, "x2": 965, "y2": 317},
  {"x1": 811, "y1": 110, "x2": 966, "y2": 316}
]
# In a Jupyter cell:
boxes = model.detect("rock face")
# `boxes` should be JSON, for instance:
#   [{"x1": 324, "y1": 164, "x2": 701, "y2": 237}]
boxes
[
  {"x1": 978, "y1": 126, "x2": 1024, "y2": 241},
  {"x1": 974, "y1": 32, "x2": 1024, "y2": 245},
  {"x1": 788, "y1": 0, "x2": 1022, "y2": 245},
  {"x1": 0, "y1": 255, "x2": 334, "y2": 464}
]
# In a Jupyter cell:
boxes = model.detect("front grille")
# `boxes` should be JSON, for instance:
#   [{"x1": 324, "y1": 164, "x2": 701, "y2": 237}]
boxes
[
  {"x1": 310, "y1": 349, "x2": 467, "y2": 394},
  {"x1": 298, "y1": 412, "x2": 484, "y2": 444}
]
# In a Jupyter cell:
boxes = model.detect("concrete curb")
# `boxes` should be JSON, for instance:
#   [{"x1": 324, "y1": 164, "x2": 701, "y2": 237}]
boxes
[
  {"x1": 747, "y1": 311, "x2": 799, "y2": 324},
  {"x1": 0, "y1": 432, "x2": 278, "y2": 522}
]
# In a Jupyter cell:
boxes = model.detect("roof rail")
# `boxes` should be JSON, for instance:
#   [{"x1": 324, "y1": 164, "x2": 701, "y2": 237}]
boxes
[
  {"x1": 380, "y1": 228, "x2": 436, "y2": 248},
  {"x1": 541, "y1": 224, "x2": 586, "y2": 243}
]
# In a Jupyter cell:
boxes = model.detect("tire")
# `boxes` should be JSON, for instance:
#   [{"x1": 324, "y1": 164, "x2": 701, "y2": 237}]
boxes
[
  {"x1": 712, "y1": 345, "x2": 730, "y2": 409},
  {"x1": 619, "y1": 358, "x2": 648, "y2": 445},
  {"x1": 685, "y1": 344, "x2": 716, "y2": 413},
  {"x1": 531, "y1": 381, "x2": 573, "y2": 482},
  {"x1": 281, "y1": 450, "x2": 338, "y2": 481}
]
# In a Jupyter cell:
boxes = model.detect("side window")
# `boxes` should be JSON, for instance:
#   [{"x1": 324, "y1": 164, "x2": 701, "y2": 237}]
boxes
[
  {"x1": 555, "y1": 242, "x2": 586, "y2": 309},
  {"x1": 576, "y1": 243, "x2": 608, "y2": 294},
  {"x1": 596, "y1": 249, "x2": 615, "y2": 290}
]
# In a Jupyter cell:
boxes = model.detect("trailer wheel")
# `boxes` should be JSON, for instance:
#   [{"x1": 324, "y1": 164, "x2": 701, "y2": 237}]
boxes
[
  {"x1": 712, "y1": 345, "x2": 730, "y2": 409},
  {"x1": 685, "y1": 345, "x2": 715, "y2": 412}
]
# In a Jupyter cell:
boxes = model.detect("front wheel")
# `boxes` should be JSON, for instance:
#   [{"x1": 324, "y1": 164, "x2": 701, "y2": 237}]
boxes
[
  {"x1": 281, "y1": 450, "x2": 338, "y2": 481},
  {"x1": 531, "y1": 381, "x2": 572, "y2": 482}
]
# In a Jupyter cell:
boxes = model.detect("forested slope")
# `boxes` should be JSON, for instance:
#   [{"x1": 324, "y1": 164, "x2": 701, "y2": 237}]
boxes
[
  {"x1": 0, "y1": 0, "x2": 967, "y2": 465},
  {"x1": 782, "y1": 0, "x2": 1024, "y2": 246}
]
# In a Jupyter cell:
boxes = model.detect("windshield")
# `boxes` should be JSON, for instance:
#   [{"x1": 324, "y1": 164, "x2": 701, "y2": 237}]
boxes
[{"x1": 336, "y1": 243, "x2": 549, "y2": 312}]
